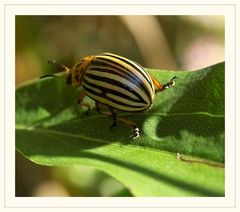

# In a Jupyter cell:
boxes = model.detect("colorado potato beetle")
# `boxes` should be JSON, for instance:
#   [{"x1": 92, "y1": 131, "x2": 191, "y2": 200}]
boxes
[{"x1": 41, "y1": 53, "x2": 176, "y2": 139}]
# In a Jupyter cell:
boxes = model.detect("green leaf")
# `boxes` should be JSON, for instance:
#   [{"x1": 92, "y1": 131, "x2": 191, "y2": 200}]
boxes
[{"x1": 16, "y1": 62, "x2": 225, "y2": 196}]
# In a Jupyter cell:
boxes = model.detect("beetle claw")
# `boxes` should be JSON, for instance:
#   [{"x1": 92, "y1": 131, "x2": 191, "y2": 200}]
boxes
[
  {"x1": 163, "y1": 76, "x2": 178, "y2": 89},
  {"x1": 132, "y1": 127, "x2": 140, "y2": 139}
]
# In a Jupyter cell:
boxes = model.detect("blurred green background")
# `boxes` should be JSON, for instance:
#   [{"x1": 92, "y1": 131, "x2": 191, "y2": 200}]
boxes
[{"x1": 15, "y1": 15, "x2": 224, "y2": 196}]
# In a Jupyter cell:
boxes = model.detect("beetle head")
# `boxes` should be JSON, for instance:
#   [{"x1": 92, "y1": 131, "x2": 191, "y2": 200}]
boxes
[
  {"x1": 69, "y1": 55, "x2": 95, "y2": 87},
  {"x1": 41, "y1": 56, "x2": 95, "y2": 87}
]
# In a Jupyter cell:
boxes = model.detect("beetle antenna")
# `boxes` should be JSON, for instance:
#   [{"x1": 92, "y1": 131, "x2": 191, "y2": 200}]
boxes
[
  {"x1": 47, "y1": 59, "x2": 70, "y2": 73},
  {"x1": 40, "y1": 59, "x2": 70, "y2": 80},
  {"x1": 40, "y1": 74, "x2": 57, "y2": 79}
]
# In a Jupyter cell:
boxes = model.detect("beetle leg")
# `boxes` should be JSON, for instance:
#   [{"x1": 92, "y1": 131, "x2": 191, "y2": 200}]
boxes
[
  {"x1": 151, "y1": 76, "x2": 164, "y2": 91},
  {"x1": 95, "y1": 103, "x2": 117, "y2": 128},
  {"x1": 95, "y1": 102, "x2": 140, "y2": 139},
  {"x1": 110, "y1": 110, "x2": 140, "y2": 139},
  {"x1": 151, "y1": 75, "x2": 177, "y2": 92},
  {"x1": 95, "y1": 101, "x2": 101, "y2": 113},
  {"x1": 109, "y1": 107, "x2": 117, "y2": 129},
  {"x1": 163, "y1": 76, "x2": 177, "y2": 89},
  {"x1": 77, "y1": 90, "x2": 91, "y2": 115},
  {"x1": 117, "y1": 117, "x2": 140, "y2": 139}
]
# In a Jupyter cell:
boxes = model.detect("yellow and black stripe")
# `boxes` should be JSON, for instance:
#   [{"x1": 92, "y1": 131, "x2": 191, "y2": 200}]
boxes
[{"x1": 82, "y1": 53, "x2": 155, "y2": 112}]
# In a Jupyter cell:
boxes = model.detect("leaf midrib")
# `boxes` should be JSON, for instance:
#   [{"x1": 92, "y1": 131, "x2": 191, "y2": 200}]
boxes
[
  {"x1": 72, "y1": 112, "x2": 224, "y2": 124},
  {"x1": 16, "y1": 110, "x2": 224, "y2": 129},
  {"x1": 16, "y1": 126, "x2": 224, "y2": 166},
  {"x1": 16, "y1": 111, "x2": 224, "y2": 158},
  {"x1": 16, "y1": 126, "x2": 174, "y2": 155}
]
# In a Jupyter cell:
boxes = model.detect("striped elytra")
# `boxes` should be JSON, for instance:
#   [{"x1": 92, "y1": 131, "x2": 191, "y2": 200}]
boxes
[{"x1": 76, "y1": 53, "x2": 155, "y2": 112}]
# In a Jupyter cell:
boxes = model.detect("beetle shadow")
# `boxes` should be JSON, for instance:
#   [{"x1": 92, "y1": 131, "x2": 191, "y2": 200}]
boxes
[
  {"x1": 43, "y1": 108, "x2": 141, "y2": 145},
  {"x1": 143, "y1": 68, "x2": 225, "y2": 162}
]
